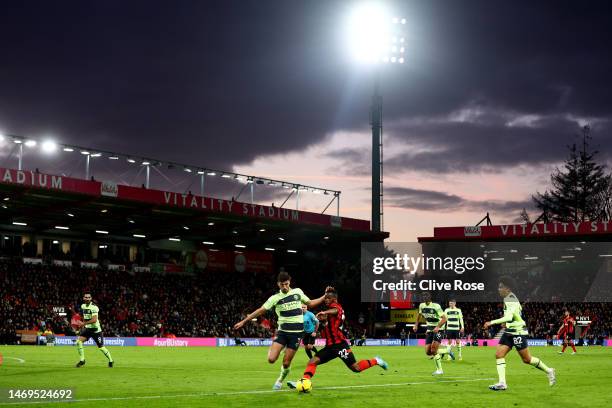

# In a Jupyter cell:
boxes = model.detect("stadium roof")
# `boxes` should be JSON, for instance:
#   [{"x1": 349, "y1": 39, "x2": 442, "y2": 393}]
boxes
[{"x1": 0, "y1": 167, "x2": 388, "y2": 250}]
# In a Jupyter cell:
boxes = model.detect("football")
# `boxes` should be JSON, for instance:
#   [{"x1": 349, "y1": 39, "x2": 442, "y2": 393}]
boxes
[{"x1": 296, "y1": 378, "x2": 312, "y2": 393}]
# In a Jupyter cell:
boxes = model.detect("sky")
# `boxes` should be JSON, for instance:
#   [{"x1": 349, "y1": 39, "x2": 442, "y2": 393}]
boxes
[{"x1": 1, "y1": 0, "x2": 612, "y2": 241}]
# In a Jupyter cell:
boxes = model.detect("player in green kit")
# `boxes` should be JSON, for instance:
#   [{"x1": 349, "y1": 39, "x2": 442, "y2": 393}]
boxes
[
  {"x1": 414, "y1": 292, "x2": 454, "y2": 375},
  {"x1": 444, "y1": 299, "x2": 464, "y2": 360},
  {"x1": 233, "y1": 272, "x2": 331, "y2": 390},
  {"x1": 483, "y1": 276, "x2": 556, "y2": 391},
  {"x1": 74, "y1": 293, "x2": 113, "y2": 368}
]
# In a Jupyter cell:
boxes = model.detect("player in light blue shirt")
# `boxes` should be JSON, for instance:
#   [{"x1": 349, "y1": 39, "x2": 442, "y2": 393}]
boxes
[{"x1": 302, "y1": 305, "x2": 319, "y2": 358}]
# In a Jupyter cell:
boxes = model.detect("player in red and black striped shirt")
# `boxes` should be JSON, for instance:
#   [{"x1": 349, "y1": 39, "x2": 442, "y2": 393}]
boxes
[
  {"x1": 558, "y1": 310, "x2": 577, "y2": 354},
  {"x1": 287, "y1": 289, "x2": 388, "y2": 388}
]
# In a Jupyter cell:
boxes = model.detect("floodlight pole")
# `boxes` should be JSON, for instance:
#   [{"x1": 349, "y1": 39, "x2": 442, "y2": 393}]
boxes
[
  {"x1": 18, "y1": 144, "x2": 23, "y2": 171},
  {"x1": 200, "y1": 173, "x2": 205, "y2": 196},
  {"x1": 145, "y1": 164, "x2": 150, "y2": 188},
  {"x1": 336, "y1": 192, "x2": 340, "y2": 216},
  {"x1": 296, "y1": 188, "x2": 300, "y2": 210},
  {"x1": 250, "y1": 183, "x2": 254, "y2": 204},
  {"x1": 371, "y1": 73, "x2": 383, "y2": 232}
]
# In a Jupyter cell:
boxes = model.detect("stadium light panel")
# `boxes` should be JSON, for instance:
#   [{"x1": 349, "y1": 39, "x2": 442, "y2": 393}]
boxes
[
  {"x1": 259, "y1": 228, "x2": 266, "y2": 232},
  {"x1": 96, "y1": 230, "x2": 109, "y2": 234},
  {"x1": 278, "y1": 237, "x2": 285, "y2": 241},
  {"x1": 202, "y1": 241, "x2": 215, "y2": 245},
  {"x1": 197, "y1": 170, "x2": 205, "y2": 175},
  {"x1": 207, "y1": 222, "x2": 214, "y2": 226},
  {"x1": 183, "y1": 226, "x2": 189, "y2": 230},
  {"x1": 133, "y1": 234, "x2": 146, "y2": 238},
  {"x1": 264, "y1": 247, "x2": 275, "y2": 251},
  {"x1": 14, "y1": 139, "x2": 23, "y2": 144},
  {"x1": 127, "y1": 158, "x2": 136, "y2": 163},
  {"x1": 55, "y1": 226, "x2": 69, "y2": 230},
  {"x1": 287, "y1": 249, "x2": 298, "y2": 253},
  {"x1": 25, "y1": 140, "x2": 37, "y2": 147},
  {"x1": 0, "y1": 134, "x2": 4, "y2": 142},
  {"x1": 1, "y1": 204, "x2": 7, "y2": 209},
  {"x1": 91, "y1": 153, "x2": 102, "y2": 157},
  {"x1": 67, "y1": 213, "x2": 74, "y2": 217},
  {"x1": 142, "y1": 161, "x2": 151, "y2": 166},
  {"x1": 221, "y1": 174, "x2": 231, "y2": 178},
  {"x1": 235, "y1": 244, "x2": 246, "y2": 248},
  {"x1": 12, "y1": 221, "x2": 27, "y2": 226},
  {"x1": 63, "y1": 147, "x2": 74, "y2": 152},
  {"x1": 99, "y1": 245, "x2": 107, "y2": 249},
  {"x1": 3, "y1": 197, "x2": 9, "y2": 201},
  {"x1": 345, "y1": 3, "x2": 395, "y2": 64},
  {"x1": 41, "y1": 140, "x2": 57, "y2": 153},
  {"x1": 80, "y1": 151, "x2": 90, "y2": 155},
  {"x1": 207, "y1": 171, "x2": 216, "y2": 176},
  {"x1": 184, "y1": 168, "x2": 192, "y2": 173},
  {"x1": 52, "y1": 240, "x2": 59, "y2": 244},
  {"x1": 109, "y1": 156, "x2": 119, "y2": 160},
  {"x1": 169, "y1": 237, "x2": 181, "y2": 242}
]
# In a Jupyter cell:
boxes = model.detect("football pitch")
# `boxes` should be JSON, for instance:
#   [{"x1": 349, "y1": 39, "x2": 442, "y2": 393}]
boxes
[{"x1": 1, "y1": 345, "x2": 610, "y2": 407}]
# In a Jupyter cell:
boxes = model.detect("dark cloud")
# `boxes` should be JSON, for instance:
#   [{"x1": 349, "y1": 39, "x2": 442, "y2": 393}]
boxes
[
  {"x1": 384, "y1": 186, "x2": 532, "y2": 217},
  {"x1": 1, "y1": 0, "x2": 612, "y2": 173}
]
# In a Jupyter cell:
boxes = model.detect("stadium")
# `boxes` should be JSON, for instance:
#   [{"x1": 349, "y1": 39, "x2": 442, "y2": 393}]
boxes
[{"x1": 1, "y1": 2, "x2": 612, "y2": 408}]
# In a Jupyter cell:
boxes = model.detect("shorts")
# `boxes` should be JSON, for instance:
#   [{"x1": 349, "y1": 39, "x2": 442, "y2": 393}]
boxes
[
  {"x1": 274, "y1": 331, "x2": 302, "y2": 350},
  {"x1": 445, "y1": 330, "x2": 461, "y2": 340},
  {"x1": 79, "y1": 328, "x2": 104, "y2": 347},
  {"x1": 425, "y1": 331, "x2": 442, "y2": 345},
  {"x1": 315, "y1": 341, "x2": 356, "y2": 367},
  {"x1": 302, "y1": 332, "x2": 316, "y2": 346},
  {"x1": 499, "y1": 332, "x2": 528, "y2": 351}
]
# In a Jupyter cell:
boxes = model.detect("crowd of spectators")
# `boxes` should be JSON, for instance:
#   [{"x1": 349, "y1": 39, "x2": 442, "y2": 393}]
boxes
[{"x1": 1, "y1": 258, "x2": 610, "y2": 345}]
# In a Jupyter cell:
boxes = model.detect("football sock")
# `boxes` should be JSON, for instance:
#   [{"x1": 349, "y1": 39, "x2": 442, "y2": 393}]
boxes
[
  {"x1": 99, "y1": 346, "x2": 113, "y2": 362},
  {"x1": 434, "y1": 354, "x2": 442, "y2": 370},
  {"x1": 277, "y1": 366, "x2": 290, "y2": 383},
  {"x1": 76, "y1": 340, "x2": 85, "y2": 361},
  {"x1": 496, "y1": 358, "x2": 506, "y2": 384},
  {"x1": 570, "y1": 343, "x2": 577, "y2": 353},
  {"x1": 303, "y1": 362, "x2": 317, "y2": 379},
  {"x1": 529, "y1": 357, "x2": 551, "y2": 373},
  {"x1": 356, "y1": 359, "x2": 378, "y2": 372},
  {"x1": 305, "y1": 348, "x2": 313, "y2": 359},
  {"x1": 561, "y1": 344, "x2": 567, "y2": 352},
  {"x1": 457, "y1": 341, "x2": 462, "y2": 358}
]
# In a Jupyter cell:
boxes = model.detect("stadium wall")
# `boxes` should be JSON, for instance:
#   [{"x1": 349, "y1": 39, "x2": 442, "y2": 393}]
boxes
[{"x1": 40, "y1": 336, "x2": 610, "y2": 347}]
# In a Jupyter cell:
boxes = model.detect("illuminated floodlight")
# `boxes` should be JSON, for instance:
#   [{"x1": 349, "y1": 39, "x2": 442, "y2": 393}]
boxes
[
  {"x1": 41, "y1": 140, "x2": 57, "y2": 153},
  {"x1": 133, "y1": 234, "x2": 146, "y2": 238},
  {"x1": 127, "y1": 158, "x2": 136, "y2": 163},
  {"x1": 12, "y1": 221, "x2": 27, "y2": 226},
  {"x1": 109, "y1": 156, "x2": 119, "y2": 160},
  {"x1": 346, "y1": 3, "x2": 394, "y2": 64},
  {"x1": 169, "y1": 237, "x2": 181, "y2": 242},
  {"x1": 207, "y1": 171, "x2": 216, "y2": 176},
  {"x1": 14, "y1": 139, "x2": 23, "y2": 144},
  {"x1": 0, "y1": 134, "x2": 4, "y2": 142},
  {"x1": 202, "y1": 241, "x2": 215, "y2": 245},
  {"x1": 142, "y1": 161, "x2": 151, "y2": 165},
  {"x1": 63, "y1": 147, "x2": 74, "y2": 152},
  {"x1": 221, "y1": 173, "x2": 231, "y2": 178},
  {"x1": 25, "y1": 140, "x2": 37, "y2": 147},
  {"x1": 55, "y1": 226, "x2": 69, "y2": 230},
  {"x1": 184, "y1": 168, "x2": 192, "y2": 173},
  {"x1": 197, "y1": 170, "x2": 205, "y2": 175},
  {"x1": 90, "y1": 153, "x2": 102, "y2": 157},
  {"x1": 80, "y1": 151, "x2": 90, "y2": 155}
]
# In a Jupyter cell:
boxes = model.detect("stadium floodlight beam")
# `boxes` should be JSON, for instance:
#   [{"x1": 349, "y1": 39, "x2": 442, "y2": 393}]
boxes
[{"x1": 345, "y1": 3, "x2": 406, "y2": 232}]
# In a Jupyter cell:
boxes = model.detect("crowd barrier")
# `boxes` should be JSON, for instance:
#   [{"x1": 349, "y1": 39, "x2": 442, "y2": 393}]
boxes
[{"x1": 38, "y1": 336, "x2": 611, "y2": 347}]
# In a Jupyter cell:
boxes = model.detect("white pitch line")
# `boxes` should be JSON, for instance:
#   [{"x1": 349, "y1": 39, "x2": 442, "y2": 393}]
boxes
[
  {"x1": 2, "y1": 357, "x2": 25, "y2": 363},
  {"x1": 0, "y1": 378, "x2": 494, "y2": 405}
]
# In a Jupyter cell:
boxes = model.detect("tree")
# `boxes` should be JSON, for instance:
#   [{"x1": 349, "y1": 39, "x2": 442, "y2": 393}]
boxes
[
  {"x1": 533, "y1": 126, "x2": 611, "y2": 222},
  {"x1": 519, "y1": 208, "x2": 531, "y2": 224}
]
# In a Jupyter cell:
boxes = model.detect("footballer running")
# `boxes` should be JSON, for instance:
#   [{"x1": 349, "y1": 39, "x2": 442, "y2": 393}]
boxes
[
  {"x1": 483, "y1": 276, "x2": 556, "y2": 391},
  {"x1": 444, "y1": 299, "x2": 464, "y2": 360},
  {"x1": 74, "y1": 293, "x2": 114, "y2": 368},
  {"x1": 414, "y1": 292, "x2": 454, "y2": 375}
]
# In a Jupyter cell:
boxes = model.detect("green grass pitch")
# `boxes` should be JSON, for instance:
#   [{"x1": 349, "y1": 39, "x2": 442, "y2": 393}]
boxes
[{"x1": 1, "y1": 345, "x2": 610, "y2": 407}]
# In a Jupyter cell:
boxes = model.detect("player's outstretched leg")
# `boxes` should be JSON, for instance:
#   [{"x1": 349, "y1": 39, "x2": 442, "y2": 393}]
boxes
[
  {"x1": 518, "y1": 348, "x2": 555, "y2": 386},
  {"x1": 75, "y1": 339, "x2": 85, "y2": 367}
]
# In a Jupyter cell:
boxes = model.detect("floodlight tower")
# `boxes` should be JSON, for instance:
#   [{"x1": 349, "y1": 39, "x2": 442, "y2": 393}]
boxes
[{"x1": 347, "y1": 4, "x2": 405, "y2": 233}]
